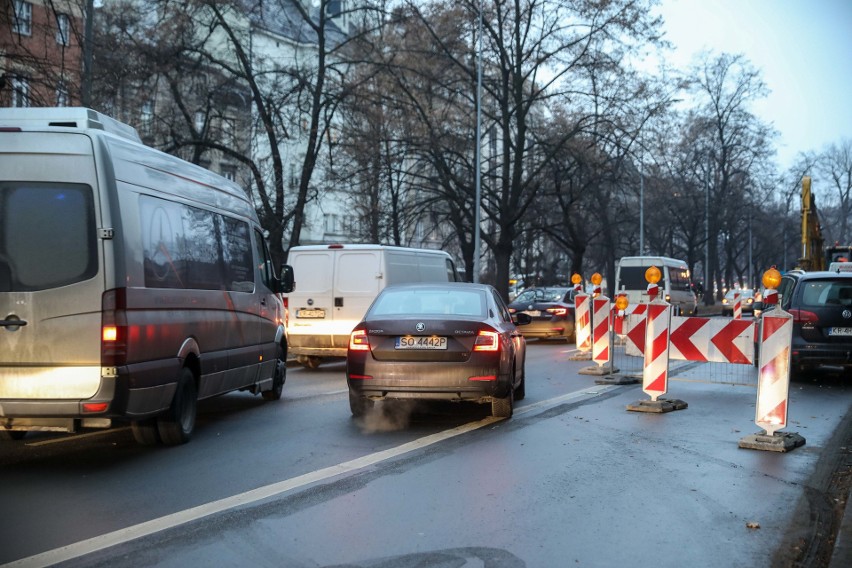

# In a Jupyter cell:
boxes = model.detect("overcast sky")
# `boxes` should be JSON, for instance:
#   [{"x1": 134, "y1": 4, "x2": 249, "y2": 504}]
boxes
[{"x1": 654, "y1": 0, "x2": 852, "y2": 171}]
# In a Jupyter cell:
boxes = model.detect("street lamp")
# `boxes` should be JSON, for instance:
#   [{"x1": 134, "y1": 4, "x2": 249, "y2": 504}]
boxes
[{"x1": 472, "y1": 1, "x2": 483, "y2": 283}]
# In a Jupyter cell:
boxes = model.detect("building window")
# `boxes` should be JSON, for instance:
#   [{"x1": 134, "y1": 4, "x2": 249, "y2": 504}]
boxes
[
  {"x1": 56, "y1": 13, "x2": 70, "y2": 46},
  {"x1": 324, "y1": 214, "x2": 341, "y2": 235},
  {"x1": 140, "y1": 100, "x2": 154, "y2": 134},
  {"x1": 56, "y1": 83, "x2": 69, "y2": 106},
  {"x1": 12, "y1": 1, "x2": 32, "y2": 36},
  {"x1": 221, "y1": 165, "x2": 236, "y2": 182},
  {"x1": 11, "y1": 76, "x2": 30, "y2": 107},
  {"x1": 194, "y1": 110, "x2": 206, "y2": 134}
]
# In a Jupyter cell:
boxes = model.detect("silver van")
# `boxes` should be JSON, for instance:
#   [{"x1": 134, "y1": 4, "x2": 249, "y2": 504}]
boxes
[{"x1": 0, "y1": 108, "x2": 294, "y2": 445}]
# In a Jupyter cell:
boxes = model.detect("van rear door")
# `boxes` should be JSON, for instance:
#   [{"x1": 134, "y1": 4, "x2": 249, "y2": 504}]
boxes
[
  {"x1": 332, "y1": 250, "x2": 382, "y2": 347},
  {"x1": 0, "y1": 132, "x2": 104, "y2": 402}
]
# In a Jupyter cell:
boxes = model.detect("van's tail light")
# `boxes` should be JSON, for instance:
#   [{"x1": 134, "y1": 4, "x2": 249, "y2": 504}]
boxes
[
  {"x1": 101, "y1": 289, "x2": 128, "y2": 366},
  {"x1": 546, "y1": 307, "x2": 568, "y2": 316},
  {"x1": 349, "y1": 329, "x2": 371, "y2": 351},
  {"x1": 789, "y1": 309, "x2": 819, "y2": 324},
  {"x1": 474, "y1": 330, "x2": 499, "y2": 352}
]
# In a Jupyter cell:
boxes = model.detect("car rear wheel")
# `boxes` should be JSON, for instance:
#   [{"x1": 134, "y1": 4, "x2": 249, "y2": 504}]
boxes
[
  {"x1": 491, "y1": 384, "x2": 514, "y2": 418},
  {"x1": 349, "y1": 391, "x2": 375, "y2": 417},
  {"x1": 157, "y1": 367, "x2": 197, "y2": 445},
  {"x1": 262, "y1": 348, "x2": 286, "y2": 401}
]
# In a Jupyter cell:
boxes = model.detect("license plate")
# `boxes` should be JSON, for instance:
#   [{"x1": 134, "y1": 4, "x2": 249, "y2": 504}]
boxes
[
  {"x1": 395, "y1": 336, "x2": 448, "y2": 350},
  {"x1": 828, "y1": 327, "x2": 852, "y2": 336},
  {"x1": 523, "y1": 310, "x2": 541, "y2": 317},
  {"x1": 296, "y1": 308, "x2": 326, "y2": 319}
]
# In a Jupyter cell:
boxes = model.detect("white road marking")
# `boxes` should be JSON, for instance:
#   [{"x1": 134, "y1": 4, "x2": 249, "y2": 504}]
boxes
[
  {"x1": 5, "y1": 385, "x2": 613, "y2": 568},
  {"x1": 25, "y1": 428, "x2": 130, "y2": 447}
]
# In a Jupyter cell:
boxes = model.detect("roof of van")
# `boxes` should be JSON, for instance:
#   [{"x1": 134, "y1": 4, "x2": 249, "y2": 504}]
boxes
[
  {"x1": 288, "y1": 244, "x2": 451, "y2": 256},
  {"x1": 0, "y1": 107, "x2": 141, "y2": 143},
  {"x1": 0, "y1": 107, "x2": 254, "y2": 219},
  {"x1": 617, "y1": 256, "x2": 688, "y2": 267}
]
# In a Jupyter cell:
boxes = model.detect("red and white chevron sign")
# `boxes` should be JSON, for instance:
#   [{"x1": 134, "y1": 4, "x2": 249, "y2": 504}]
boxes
[
  {"x1": 574, "y1": 293, "x2": 592, "y2": 352},
  {"x1": 733, "y1": 293, "x2": 742, "y2": 320},
  {"x1": 668, "y1": 317, "x2": 755, "y2": 364},
  {"x1": 755, "y1": 311, "x2": 793, "y2": 435},
  {"x1": 592, "y1": 297, "x2": 611, "y2": 366},
  {"x1": 621, "y1": 304, "x2": 648, "y2": 356},
  {"x1": 643, "y1": 302, "x2": 671, "y2": 401}
]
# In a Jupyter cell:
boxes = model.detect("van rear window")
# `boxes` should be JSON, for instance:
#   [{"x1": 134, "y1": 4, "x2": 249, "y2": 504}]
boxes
[
  {"x1": 0, "y1": 183, "x2": 97, "y2": 292},
  {"x1": 617, "y1": 266, "x2": 666, "y2": 290}
]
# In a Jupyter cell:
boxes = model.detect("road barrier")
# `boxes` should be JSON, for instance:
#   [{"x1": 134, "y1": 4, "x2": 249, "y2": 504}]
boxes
[
  {"x1": 592, "y1": 297, "x2": 612, "y2": 367},
  {"x1": 668, "y1": 317, "x2": 754, "y2": 364},
  {"x1": 642, "y1": 301, "x2": 671, "y2": 401},
  {"x1": 574, "y1": 293, "x2": 592, "y2": 352}
]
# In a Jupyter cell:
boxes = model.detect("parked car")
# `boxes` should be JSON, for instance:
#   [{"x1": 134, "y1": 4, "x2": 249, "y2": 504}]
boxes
[
  {"x1": 507, "y1": 287, "x2": 575, "y2": 342},
  {"x1": 721, "y1": 289, "x2": 756, "y2": 316},
  {"x1": 346, "y1": 283, "x2": 530, "y2": 418},
  {"x1": 756, "y1": 270, "x2": 852, "y2": 376}
]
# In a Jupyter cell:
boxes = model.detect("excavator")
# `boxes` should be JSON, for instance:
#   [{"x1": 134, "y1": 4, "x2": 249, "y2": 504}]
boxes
[{"x1": 797, "y1": 176, "x2": 851, "y2": 270}]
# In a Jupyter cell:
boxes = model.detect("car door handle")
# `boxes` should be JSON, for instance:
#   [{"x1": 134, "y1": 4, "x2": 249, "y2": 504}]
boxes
[
  {"x1": 0, "y1": 318, "x2": 27, "y2": 327},
  {"x1": 260, "y1": 297, "x2": 267, "y2": 306}
]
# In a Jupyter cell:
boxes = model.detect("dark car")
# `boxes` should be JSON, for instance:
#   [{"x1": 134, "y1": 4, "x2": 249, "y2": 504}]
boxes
[
  {"x1": 346, "y1": 283, "x2": 530, "y2": 418},
  {"x1": 758, "y1": 270, "x2": 852, "y2": 376},
  {"x1": 507, "y1": 287, "x2": 575, "y2": 342},
  {"x1": 721, "y1": 288, "x2": 756, "y2": 316}
]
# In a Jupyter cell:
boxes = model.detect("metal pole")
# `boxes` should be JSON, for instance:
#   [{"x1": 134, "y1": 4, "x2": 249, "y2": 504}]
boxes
[
  {"x1": 748, "y1": 214, "x2": 753, "y2": 288},
  {"x1": 472, "y1": 1, "x2": 483, "y2": 283},
  {"x1": 639, "y1": 171, "x2": 644, "y2": 255},
  {"x1": 82, "y1": 0, "x2": 94, "y2": 107},
  {"x1": 704, "y1": 170, "x2": 710, "y2": 305}
]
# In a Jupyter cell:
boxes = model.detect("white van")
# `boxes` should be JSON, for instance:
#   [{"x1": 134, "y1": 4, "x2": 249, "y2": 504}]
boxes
[
  {"x1": 614, "y1": 256, "x2": 698, "y2": 315},
  {"x1": 0, "y1": 108, "x2": 294, "y2": 445},
  {"x1": 285, "y1": 244, "x2": 459, "y2": 368}
]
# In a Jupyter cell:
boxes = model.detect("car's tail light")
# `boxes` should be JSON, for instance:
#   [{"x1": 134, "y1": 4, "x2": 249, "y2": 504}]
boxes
[
  {"x1": 789, "y1": 309, "x2": 819, "y2": 324},
  {"x1": 474, "y1": 330, "x2": 499, "y2": 352},
  {"x1": 508, "y1": 307, "x2": 516, "y2": 314},
  {"x1": 469, "y1": 375, "x2": 497, "y2": 381},
  {"x1": 547, "y1": 307, "x2": 568, "y2": 316},
  {"x1": 101, "y1": 289, "x2": 128, "y2": 366},
  {"x1": 349, "y1": 374, "x2": 373, "y2": 380},
  {"x1": 349, "y1": 329, "x2": 371, "y2": 351},
  {"x1": 82, "y1": 402, "x2": 109, "y2": 413}
]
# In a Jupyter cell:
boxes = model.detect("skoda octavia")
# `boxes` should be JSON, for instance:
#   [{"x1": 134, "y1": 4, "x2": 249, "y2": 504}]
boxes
[{"x1": 346, "y1": 283, "x2": 530, "y2": 418}]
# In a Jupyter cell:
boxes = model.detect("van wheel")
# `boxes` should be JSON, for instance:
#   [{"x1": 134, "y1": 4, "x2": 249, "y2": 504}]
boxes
[
  {"x1": 131, "y1": 418, "x2": 160, "y2": 445},
  {"x1": 262, "y1": 349, "x2": 286, "y2": 401},
  {"x1": 157, "y1": 368, "x2": 197, "y2": 445},
  {"x1": 0, "y1": 430, "x2": 25, "y2": 441}
]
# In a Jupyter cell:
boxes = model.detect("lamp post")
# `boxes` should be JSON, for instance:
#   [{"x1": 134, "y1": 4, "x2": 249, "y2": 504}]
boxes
[{"x1": 472, "y1": 1, "x2": 483, "y2": 283}]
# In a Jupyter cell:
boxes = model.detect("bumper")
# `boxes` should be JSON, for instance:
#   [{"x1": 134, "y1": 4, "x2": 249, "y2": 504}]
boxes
[
  {"x1": 347, "y1": 360, "x2": 511, "y2": 402},
  {"x1": 519, "y1": 320, "x2": 575, "y2": 340},
  {"x1": 791, "y1": 342, "x2": 852, "y2": 369}
]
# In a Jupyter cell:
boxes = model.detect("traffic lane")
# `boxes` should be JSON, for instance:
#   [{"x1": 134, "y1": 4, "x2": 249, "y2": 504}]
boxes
[
  {"x1": 54, "y1": 377, "x2": 851, "y2": 568},
  {"x1": 0, "y1": 363, "x2": 489, "y2": 564}
]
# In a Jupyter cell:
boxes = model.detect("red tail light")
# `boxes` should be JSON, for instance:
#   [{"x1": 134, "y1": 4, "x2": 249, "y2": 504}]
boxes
[
  {"x1": 473, "y1": 330, "x2": 499, "y2": 352},
  {"x1": 349, "y1": 329, "x2": 371, "y2": 351},
  {"x1": 101, "y1": 289, "x2": 128, "y2": 366},
  {"x1": 82, "y1": 402, "x2": 109, "y2": 413},
  {"x1": 546, "y1": 307, "x2": 568, "y2": 316},
  {"x1": 789, "y1": 309, "x2": 819, "y2": 324}
]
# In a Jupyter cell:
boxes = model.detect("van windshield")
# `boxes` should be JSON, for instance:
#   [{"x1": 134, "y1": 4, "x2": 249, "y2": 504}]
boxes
[
  {"x1": 0, "y1": 183, "x2": 97, "y2": 292},
  {"x1": 617, "y1": 266, "x2": 666, "y2": 290}
]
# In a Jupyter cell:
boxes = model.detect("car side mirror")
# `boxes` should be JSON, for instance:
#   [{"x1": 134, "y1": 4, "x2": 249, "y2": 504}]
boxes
[
  {"x1": 279, "y1": 264, "x2": 294, "y2": 293},
  {"x1": 513, "y1": 312, "x2": 532, "y2": 326}
]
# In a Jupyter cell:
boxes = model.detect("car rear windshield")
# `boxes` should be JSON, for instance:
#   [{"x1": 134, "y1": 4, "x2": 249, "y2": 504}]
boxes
[
  {"x1": 514, "y1": 288, "x2": 567, "y2": 303},
  {"x1": 799, "y1": 280, "x2": 852, "y2": 307},
  {"x1": 371, "y1": 288, "x2": 486, "y2": 317},
  {"x1": 0, "y1": 183, "x2": 98, "y2": 292}
]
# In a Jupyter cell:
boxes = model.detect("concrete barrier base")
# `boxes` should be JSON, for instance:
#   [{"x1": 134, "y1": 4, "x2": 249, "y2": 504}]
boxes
[
  {"x1": 626, "y1": 398, "x2": 688, "y2": 413},
  {"x1": 569, "y1": 351, "x2": 592, "y2": 361},
  {"x1": 594, "y1": 374, "x2": 639, "y2": 385},
  {"x1": 738, "y1": 431, "x2": 806, "y2": 452},
  {"x1": 579, "y1": 364, "x2": 618, "y2": 376}
]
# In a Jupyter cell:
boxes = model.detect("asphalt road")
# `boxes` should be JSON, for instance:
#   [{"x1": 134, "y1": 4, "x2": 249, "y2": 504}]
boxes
[{"x1": 1, "y1": 342, "x2": 850, "y2": 567}]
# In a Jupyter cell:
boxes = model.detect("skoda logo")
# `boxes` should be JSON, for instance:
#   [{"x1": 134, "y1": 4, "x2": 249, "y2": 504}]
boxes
[
  {"x1": 843, "y1": 309, "x2": 852, "y2": 320},
  {"x1": 416, "y1": 322, "x2": 426, "y2": 332}
]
